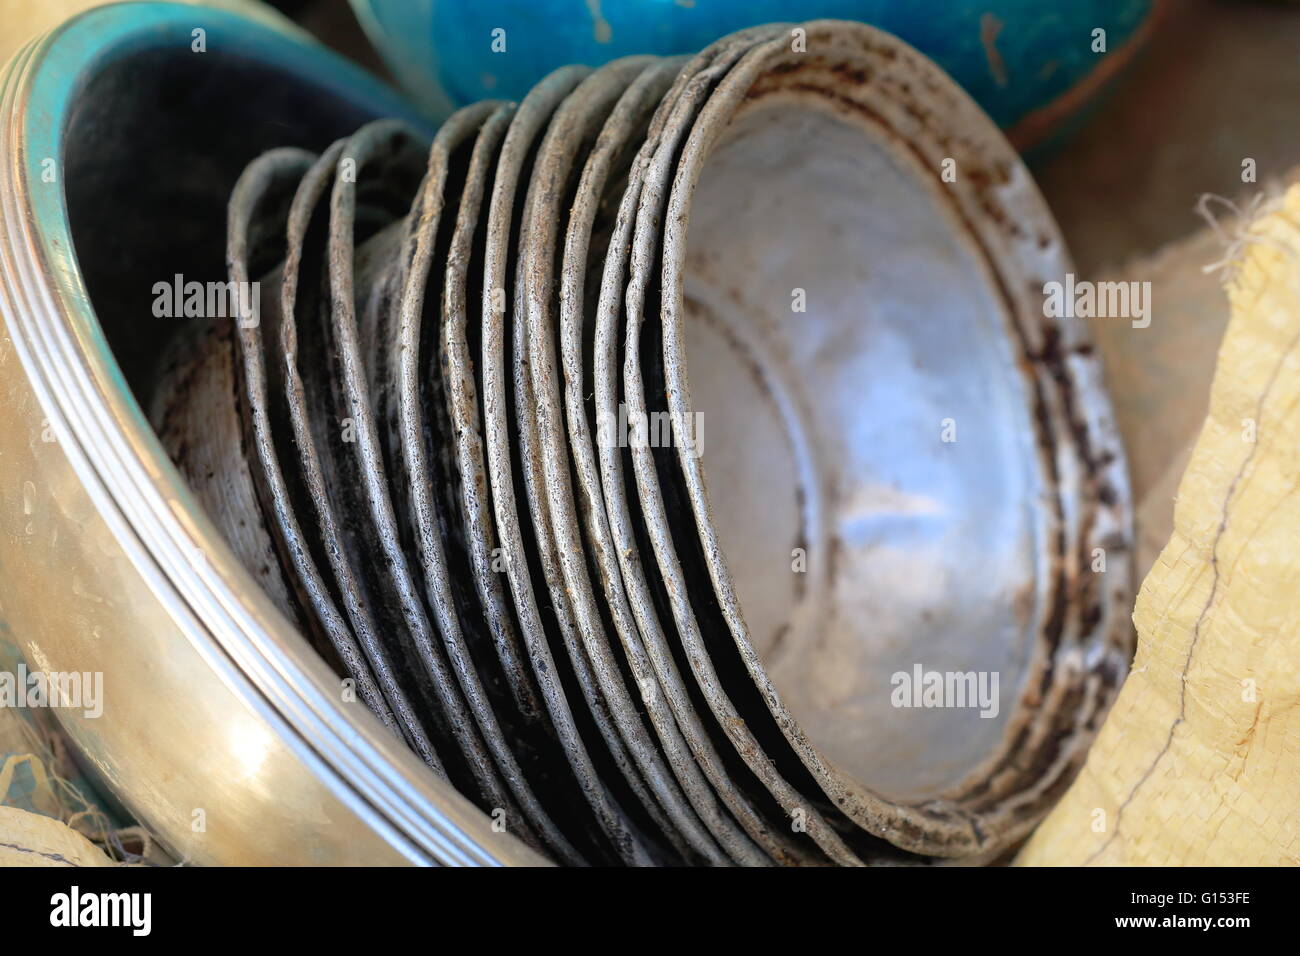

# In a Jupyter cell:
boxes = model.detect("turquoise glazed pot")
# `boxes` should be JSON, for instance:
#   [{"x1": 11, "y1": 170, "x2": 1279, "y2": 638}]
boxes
[{"x1": 350, "y1": 0, "x2": 1157, "y2": 149}]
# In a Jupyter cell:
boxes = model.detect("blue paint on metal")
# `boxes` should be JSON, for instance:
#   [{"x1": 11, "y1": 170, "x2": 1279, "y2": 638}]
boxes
[{"x1": 351, "y1": 0, "x2": 1153, "y2": 143}]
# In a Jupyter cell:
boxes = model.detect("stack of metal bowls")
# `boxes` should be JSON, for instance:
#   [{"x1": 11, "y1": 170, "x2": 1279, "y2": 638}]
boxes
[{"x1": 0, "y1": 4, "x2": 1133, "y2": 865}]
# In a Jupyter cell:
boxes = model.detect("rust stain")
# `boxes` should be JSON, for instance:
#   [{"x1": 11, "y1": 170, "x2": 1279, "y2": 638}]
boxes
[{"x1": 980, "y1": 13, "x2": 1009, "y2": 89}]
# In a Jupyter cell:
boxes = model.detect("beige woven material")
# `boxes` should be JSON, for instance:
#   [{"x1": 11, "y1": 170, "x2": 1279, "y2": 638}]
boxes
[
  {"x1": 0, "y1": 805, "x2": 114, "y2": 866},
  {"x1": 0, "y1": 737, "x2": 111, "y2": 866},
  {"x1": 1019, "y1": 185, "x2": 1300, "y2": 865},
  {"x1": 1087, "y1": 177, "x2": 1300, "y2": 578}
]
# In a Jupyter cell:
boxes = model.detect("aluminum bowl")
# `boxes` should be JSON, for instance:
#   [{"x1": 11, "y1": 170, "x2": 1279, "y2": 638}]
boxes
[
  {"x1": 556, "y1": 54, "x2": 790, "y2": 868},
  {"x1": 622, "y1": 21, "x2": 1134, "y2": 859},
  {"x1": 0, "y1": 1, "x2": 541, "y2": 866}
]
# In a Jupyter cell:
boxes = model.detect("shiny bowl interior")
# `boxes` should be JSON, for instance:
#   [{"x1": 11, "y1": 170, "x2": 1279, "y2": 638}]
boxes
[
  {"x1": 0, "y1": 1, "x2": 542, "y2": 865},
  {"x1": 683, "y1": 99, "x2": 1051, "y2": 800}
]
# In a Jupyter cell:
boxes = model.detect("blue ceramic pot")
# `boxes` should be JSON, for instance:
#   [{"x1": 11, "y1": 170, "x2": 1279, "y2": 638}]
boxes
[{"x1": 350, "y1": 0, "x2": 1157, "y2": 149}]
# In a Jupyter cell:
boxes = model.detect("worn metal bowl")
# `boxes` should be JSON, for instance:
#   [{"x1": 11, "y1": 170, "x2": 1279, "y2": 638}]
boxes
[
  {"x1": 524, "y1": 55, "x2": 768, "y2": 866},
  {"x1": 0, "y1": 1, "x2": 540, "y2": 865},
  {"x1": 422, "y1": 100, "x2": 652, "y2": 865},
  {"x1": 516, "y1": 57, "x2": 741, "y2": 865},
  {"x1": 626, "y1": 21, "x2": 1134, "y2": 858},
  {"x1": 555, "y1": 54, "x2": 790, "y2": 867}
]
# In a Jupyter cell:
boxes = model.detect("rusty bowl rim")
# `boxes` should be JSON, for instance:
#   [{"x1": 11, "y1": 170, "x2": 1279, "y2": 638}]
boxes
[{"x1": 642, "y1": 19, "x2": 1136, "y2": 857}]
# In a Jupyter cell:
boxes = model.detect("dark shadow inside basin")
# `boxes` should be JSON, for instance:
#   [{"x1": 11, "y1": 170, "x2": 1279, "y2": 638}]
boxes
[{"x1": 61, "y1": 31, "x2": 426, "y2": 406}]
